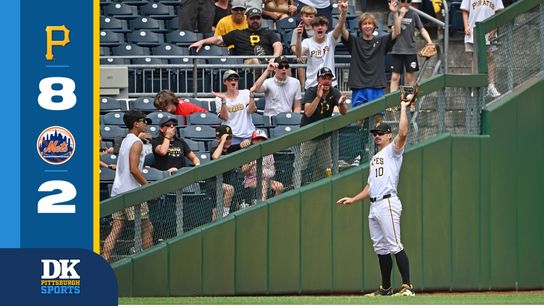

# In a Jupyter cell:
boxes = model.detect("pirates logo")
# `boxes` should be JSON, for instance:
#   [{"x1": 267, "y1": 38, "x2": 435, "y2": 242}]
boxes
[{"x1": 37, "y1": 126, "x2": 76, "y2": 165}]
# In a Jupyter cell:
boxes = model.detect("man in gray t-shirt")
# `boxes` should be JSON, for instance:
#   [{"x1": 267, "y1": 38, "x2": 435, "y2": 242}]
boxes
[{"x1": 387, "y1": 0, "x2": 433, "y2": 95}]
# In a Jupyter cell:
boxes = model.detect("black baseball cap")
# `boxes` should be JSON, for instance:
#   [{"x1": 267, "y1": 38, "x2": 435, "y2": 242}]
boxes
[
  {"x1": 274, "y1": 56, "x2": 289, "y2": 65},
  {"x1": 123, "y1": 110, "x2": 152, "y2": 128},
  {"x1": 246, "y1": 8, "x2": 262, "y2": 18},
  {"x1": 370, "y1": 122, "x2": 392, "y2": 134},
  {"x1": 159, "y1": 117, "x2": 178, "y2": 127},
  {"x1": 317, "y1": 67, "x2": 334, "y2": 78},
  {"x1": 216, "y1": 125, "x2": 233, "y2": 137}
]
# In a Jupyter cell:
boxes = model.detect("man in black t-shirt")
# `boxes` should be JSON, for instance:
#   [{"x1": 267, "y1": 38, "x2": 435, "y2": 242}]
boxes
[
  {"x1": 296, "y1": 67, "x2": 347, "y2": 186},
  {"x1": 189, "y1": 8, "x2": 283, "y2": 64},
  {"x1": 151, "y1": 117, "x2": 200, "y2": 174}
]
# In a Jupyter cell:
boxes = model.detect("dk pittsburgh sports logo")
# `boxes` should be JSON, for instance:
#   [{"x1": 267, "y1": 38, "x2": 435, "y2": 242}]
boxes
[
  {"x1": 36, "y1": 126, "x2": 75, "y2": 165},
  {"x1": 40, "y1": 259, "x2": 81, "y2": 295}
]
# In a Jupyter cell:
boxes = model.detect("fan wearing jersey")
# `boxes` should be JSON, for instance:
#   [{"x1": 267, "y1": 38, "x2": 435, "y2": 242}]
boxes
[{"x1": 337, "y1": 94, "x2": 415, "y2": 297}]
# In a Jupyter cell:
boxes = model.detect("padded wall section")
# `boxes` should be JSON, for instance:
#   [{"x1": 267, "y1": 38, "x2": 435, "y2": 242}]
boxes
[
  {"x1": 168, "y1": 231, "x2": 202, "y2": 296},
  {"x1": 132, "y1": 243, "x2": 169, "y2": 296},
  {"x1": 202, "y1": 218, "x2": 235, "y2": 295}
]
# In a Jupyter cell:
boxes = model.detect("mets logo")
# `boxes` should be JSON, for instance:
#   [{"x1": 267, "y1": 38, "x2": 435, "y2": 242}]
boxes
[{"x1": 37, "y1": 126, "x2": 76, "y2": 165}]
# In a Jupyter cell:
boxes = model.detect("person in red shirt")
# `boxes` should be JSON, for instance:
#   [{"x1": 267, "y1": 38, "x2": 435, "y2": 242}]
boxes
[{"x1": 153, "y1": 90, "x2": 208, "y2": 125}]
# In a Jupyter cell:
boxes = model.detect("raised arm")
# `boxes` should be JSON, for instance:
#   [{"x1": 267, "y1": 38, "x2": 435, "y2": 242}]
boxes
[
  {"x1": 251, "y1": 62, "x2": 275, "y2": 93},
  {"x1": 393, "y1": 95, "x2": 412, "y2": 151},
  {"x1": 333, "y1": 0, "x2": 349, "y2": 40},
  {"x1": 294, "y1": 23, "x2": 307, "y2": 62},
  {"x1": 389, "y1": 0, "x2": 403, "y2": 40}
]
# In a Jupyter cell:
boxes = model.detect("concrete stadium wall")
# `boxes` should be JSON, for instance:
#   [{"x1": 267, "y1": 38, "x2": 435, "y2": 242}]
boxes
[{"x1": 112, "y1": 76, "x2": 544, "y2": 296}]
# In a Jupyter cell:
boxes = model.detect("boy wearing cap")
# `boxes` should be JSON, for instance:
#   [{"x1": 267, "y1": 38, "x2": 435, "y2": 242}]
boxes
[
  {"x1": 242, "y1": 129, "x2": 284, "y2": 202},
  {"x1": 209, "y1": 125, "x2": 251, "y2": 219},
  {"x1": 250, "y1": 56, "x2": 302, "y2": 116},
  {"x1": 153, "y1": 89, "x2": 208, "y2": 125},
  {"x1": 103, "y1": 111, "x2": 154, "y2": 262},
  {"x1": 295, "y1": 0, "x2": 347, "y2": 90},
  {"x1": 151, "y1": 117, "x2": 200, "y2": 175},
  {"x1": 337, "y1": 94, "x2": 416, "y2": 297},
  {"x1": 213, "y1": 70, "x2": 257, "y2": 145},
  {"x1": 190, "y1": 8, "x2": 282, "y2": 65},
  {"x1": 296, "y1": 67, "x2": 347, "y2": 185},
  {"x1": 214, "y1": 0, "x2": 248, "y2": 50}
]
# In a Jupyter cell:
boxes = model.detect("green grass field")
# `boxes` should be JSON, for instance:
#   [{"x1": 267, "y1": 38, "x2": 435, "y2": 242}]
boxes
[{"x1": 119, "y1": 291, "x2": 544, "y2": 304}]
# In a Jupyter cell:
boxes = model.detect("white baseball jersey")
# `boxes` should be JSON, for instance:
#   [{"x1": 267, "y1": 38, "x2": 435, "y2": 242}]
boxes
[
  {"x1": 368, "y1": 142, "x2": 403, "y2": 199},
  {"x1": 215, "y1": 89, "x2": 256, "y2": 139},
  {"x1": 461, "y1": 0, "x2": 504, "y2": 44},
  {"x1": 301, "y1": 31, "x2": 338, "y2": 89}
]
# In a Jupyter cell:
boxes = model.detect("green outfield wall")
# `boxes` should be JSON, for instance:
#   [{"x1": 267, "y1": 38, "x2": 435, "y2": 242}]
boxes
[{"x1": 112, "y1": 76, "x2": 544, "y2": 296}]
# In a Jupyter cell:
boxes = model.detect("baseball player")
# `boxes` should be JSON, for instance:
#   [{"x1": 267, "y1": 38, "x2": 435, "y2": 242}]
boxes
[{"x1": 336, "y1": 94, "x2": 415, "y2": 296}]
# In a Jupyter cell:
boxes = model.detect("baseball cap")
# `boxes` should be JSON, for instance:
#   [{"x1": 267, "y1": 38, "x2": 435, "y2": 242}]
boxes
[
  {"x1": 317, "y1": 67, "x2": 334, "y2": 78},
  {"x1": 246, "y1": 8, "x2": 262, "y2": 18},
  {"x1": 369, "y1": 122, "x2": 392, "y2": 134},
  {"x1": 223, "y1": 70, "x2": 240, "y2": 81},
  {"x1": 124, "y1": 110, "x2": 152, "y2": 127},
  {"x1": 158, "y1": 117, "x2": 178, "y2": 127},
  {"x1": 251, "y1": 129, "x2": 268, "y2": 141},
  {"x1": 274, "y1": 56, "x2": 289, "y2": 65},
  {"x1": 231, "y1": 0, "x2": 246, "y2": 9},
  {"x1": 216, "y1": 125, "x2": 233, "y2": 137}
]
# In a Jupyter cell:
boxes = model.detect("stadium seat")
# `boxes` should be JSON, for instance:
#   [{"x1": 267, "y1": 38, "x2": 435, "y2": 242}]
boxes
[
  {"x1": 100, "y1": 167, "x2": 116, "y2": 183},
  {"x1": 185, "y1": 98, "x2": 210, "y2": 112},
  {"x1": 273, "y1": 112, "x2": 302, "y2": 126},
  {"x1": 100, "y1": 153, "x2": 119, "y2": 166},
  {"x1": 269, "y1": 125, "x2": 299, "y2": 138},
  {"x1": 127, "y1": 30, "x2": 165, "y2": 47},
  {"x1": 166, "y1": 16, "x2": 179, "y2": 31},
  {"x1": 100, "y1": 16, "x2": 130, "y2": 33},
  {"x1": 195, "y1": 152, "x2": 211, "y2": 164},
  {"x1": 449, "y1": 2, "x2": 464, "y2": 33},
  {"x1": 129, "y1": 97, "x2": 155, "y2": 112},
  {"x1": 100, "y1": 57, "x2": 131, "y2": 65},
  {"x1": 100, "y1": 30, "x2": 125, "y2": 47},
  {"x1": 182, "y1": 193, "x2": 213, "y2": 232},
  {"x1": 148, "y1": 125, "x2": 161, "y2": 137},
  {"x1": 166, "y1": 30, "x2": 203, "y2": 47},
  {"x1": 112, "y1": 43, "x2": 151, "y2": 56},
  {"x1": 261, "y1": 19, "x2": 274, "y2": 30},
  {"x1": 206, "y1": 56, "x2": 243, "y2": 65},
  {"x1": 184, "y1": 138, "x2": 206, "y2": 152},
  {"x1": 103, "y1": 3, "x2": 139, "y2": 20},
  {"x1": 140, "y1": 2, "x2": 177, "y2": 19},
  {"x1": 181, "y1": 125, "x2": 216, "y2": 142},
  {"x1": 193, "y1": 44, "x2": 228, "y2": 56},
  {"x1": 142, "y1": 167, "x2": 167, "y2": 181},
  {"x1": 156, "y1": 0, "x2": 181, "y2": 7},
  {"x1": 146, "y1": 111, "x2": 177, "y2": 125},
  {"x1": 130, "y1": 17, "x2": 167, "y2": 33},
  {"x1": 102, "y1": 111, "x2": 127, "y2": 126},
  {"x1": 100, "y1": 97, "x2": 125, "y2": 113},
  {"x1": 100, "y1": 46, "x2": 111, "y2": 56},
  {"x1": 118, "y1": 0, "x2": 150, "y2": 6},
  {"x1": 131, "y1": 57, "x2": 169, "y2": 65},
  {"x1": 100, "y1": 125, "x2": 128, "y2": 141},
  {"x1": 276, "y1": 17, "x2": 297, "y2": 30},
  {"x1": 152, "y1": 43, "x2": 190, "y2": 64},
  {"x1": 186, "y1": 112, "x2": 221, "y2": 126}
]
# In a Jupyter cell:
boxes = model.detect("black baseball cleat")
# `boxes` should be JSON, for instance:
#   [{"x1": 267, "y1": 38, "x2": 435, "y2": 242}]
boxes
[{"x1": 364, "y1": 285, "x2": 393, "y2": 296}]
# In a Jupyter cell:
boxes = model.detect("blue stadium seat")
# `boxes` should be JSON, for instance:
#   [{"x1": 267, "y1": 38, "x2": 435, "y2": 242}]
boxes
[
  {"x1": 100, "y1": 153, "x2": 119, "y2": 166},
  {"x1": 118, "y1": 0, "x2": 150, "y2": 6},
  {"x1": 192, "y1": 44, "x2": 228, "y2": 56},
  {"x1": 273, "y1": 112, "x2": 302, "y2": 126},
  {"x1": 166, "y1": 30, "x2": 203, "y2": 47},
  {"x1": 100, "y1": 167, "x2": 116, "y2": 183},
  {"x1": 166, "y1": 16, "x2": 179, "y2": 31},
  {"x1": 269, "y1": 125, "x2": 299, "y2": 138},
  {"x1": 100, "y1": 125, "x2": 128, "y2": 141},
  {"x1": 155, "y1": 0, "x2": 181, "y2": 7},
  {"x1": 102, "y1": 111, "x2": 127, "y2": 126},
  {"x1": 100, "y1": 57, "x2": 131, "y2": 65},
  {"x1": 206, "y1": 56, "x2": 243, "y2": 65},
  {"x1": 152, "y1": 43, "x2": 190, "y2": 64},
  {"x1": 184, "y1": 138, "x2": 206, "y2": 152},
  {"x1": 130, "y1": 17, "x2": 168, "y2": 33},
  {"x1": 103, "y1": 3, "x2": 139, "y2": 20},
  {"x1": 142, "y1": 167, "x2": 167, "y2": 181},
  {"x1": 347, "y1": 18, "x2": 360, "y2": 32},
  {"x1": 181, "y1": 125, "x2": 216, "y2": 142},
  {"x1": 147, "y1": 125, "x2": 161, "y2": 137},
  {"x1": 112, "y1": 43, "x2": 151, "y2": 56},
  {"x1": 195, "y1": 152, "x2": 211, "y2": 164},
  {"x1": 100, "y1": 30, "x2": 125, "y2": 47},
  {"x1": 146, "y1": 111, "x2": 177, "y2": 125},
  {"x1": 100, "y1": 97, "x2": 125, "y2": 113},
  {"x1": 182, "y1": 193, "x2": 213, "y2": 232},
  {"x1": 261, "y1": 18, "x2": 274, "y2": 30},
  {"x1": 276, "y1": 17, "x2": 297, "y2": 30},
  {"x1": 186, "y1": 112, "x2": 221, "y2": 126},
  {"x1": 101, "y1": 16, "x2": 130, "y2": 33},
  {"x1": 140, "y1": 2, "x2": 177, "y2": 19},
  {"x1": 129, "y1": 97, "x2": 156, "y2": 112},
  {"x1": 131, "y1": 57, "x2": 169, "y2": 64},
  {"x1": 185, "y1": 98, "x2": 211, "y2": 112},
  {"x1": 100, "y1": 46, "x2": 111, "y2": 56},
  {"x1": 127, "y1": 30, "x2": 165, "y2": 47}
]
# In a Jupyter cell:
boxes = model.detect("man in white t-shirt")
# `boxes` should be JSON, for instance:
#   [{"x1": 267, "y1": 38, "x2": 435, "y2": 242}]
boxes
[
  {"x1": 461, "y1": 0, "x2": 504, "y2": 98},
  {"x1": 295, "y1": 4, "x2": 347, "y2": 90},
  {"x1": 250, "y1": 56, "x2": 302, "y2": 116}
]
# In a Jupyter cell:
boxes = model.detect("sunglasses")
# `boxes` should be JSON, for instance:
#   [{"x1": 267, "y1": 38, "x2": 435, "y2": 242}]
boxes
[
  {"x1": 232, "y1": 7, "x2": 245, "y2": 12},
  {"x1": 162, "y1": 124, "x2": 177, "y2": 128},
  {"x1": 372, "y1": 131, "x2": 387, "y2": 136},
  {"x1": 137, "y1": 118, "x2": 148, "y2": 124},
  {"x1": 249, "y1": 16, "x2": 262, "y2": 20},
  {"x1": 226, "y1": 77, "x2": 239, "y2": 81},
  {"x1": 278, "y1": 64, "x2": 289, "y2": 69}
]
